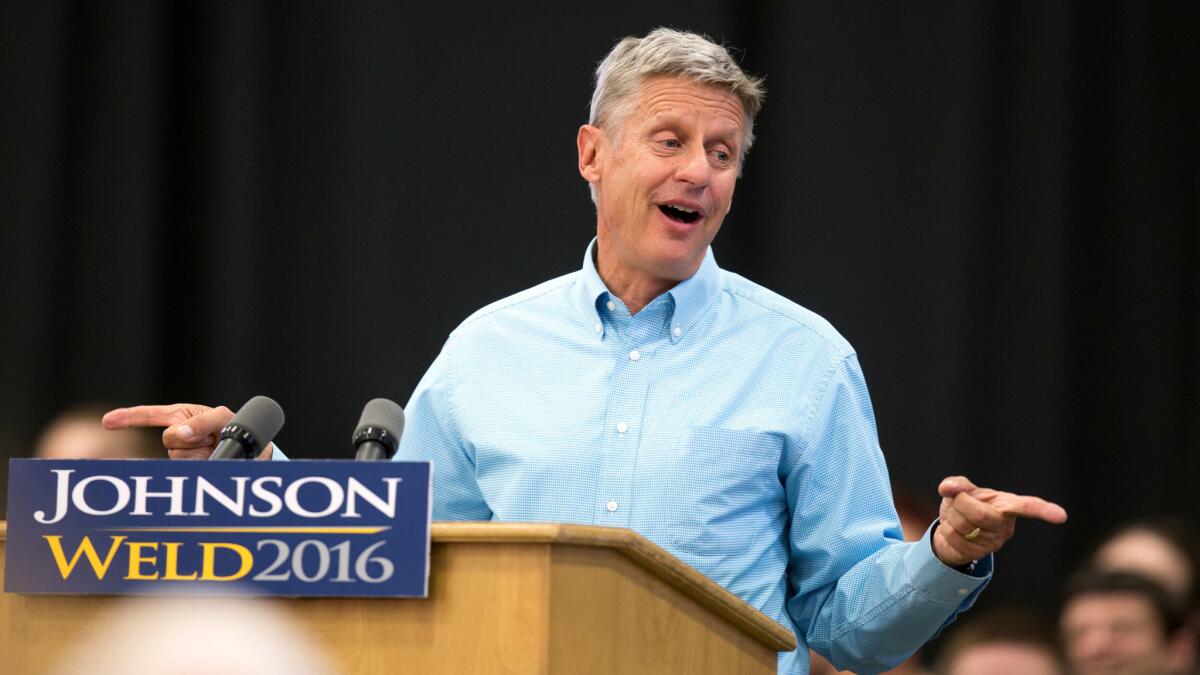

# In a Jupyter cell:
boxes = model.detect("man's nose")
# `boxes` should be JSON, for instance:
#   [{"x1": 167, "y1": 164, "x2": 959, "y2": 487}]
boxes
[{"x1": 674, "y1": 145, "x2": 710, "y2": 187}]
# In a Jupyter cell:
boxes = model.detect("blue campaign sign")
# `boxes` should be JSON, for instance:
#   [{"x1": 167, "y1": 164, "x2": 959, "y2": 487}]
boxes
[{"x1": 4, "y1": 458, "x2": 431, "y2": 597}]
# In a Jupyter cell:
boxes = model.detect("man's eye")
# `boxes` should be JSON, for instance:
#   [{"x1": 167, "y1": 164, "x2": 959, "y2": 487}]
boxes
[
  {"x1": 1111, "y1": 620, "x2": 1147, "y2": 635},
  {"x1": 713, "y1": 150, "x2": 730, "y2": 162},
  {"x1": 661, "y1": 138, "x2": 680, "y2": 149}
]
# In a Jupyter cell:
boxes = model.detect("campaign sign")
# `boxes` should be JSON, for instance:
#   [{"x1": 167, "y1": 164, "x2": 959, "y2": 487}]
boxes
[{"x1": 4, "y1": 459, "x2": 431, "y2": 597}]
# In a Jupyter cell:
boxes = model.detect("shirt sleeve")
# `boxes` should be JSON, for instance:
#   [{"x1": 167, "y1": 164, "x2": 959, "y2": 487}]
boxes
[
  {"x1": 786, "y1": 353, "x2": 990, "y2": 673},
  {"x1": 393, "y1": 334, "x2": 493, "y2": 521}
]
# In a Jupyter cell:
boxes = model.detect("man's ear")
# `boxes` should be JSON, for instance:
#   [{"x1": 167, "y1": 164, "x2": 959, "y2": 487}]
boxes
[{"x1": 577, "y1": 124, "x2": 604, "y2": 184}]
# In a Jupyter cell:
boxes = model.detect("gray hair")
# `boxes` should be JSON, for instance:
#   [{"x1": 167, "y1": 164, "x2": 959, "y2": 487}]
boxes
[{"x1": 589, "y1": 28, "x2": 765, "y2": 163}]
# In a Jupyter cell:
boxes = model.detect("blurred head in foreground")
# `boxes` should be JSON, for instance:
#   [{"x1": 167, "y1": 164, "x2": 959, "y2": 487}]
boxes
[
  {"x1": 1091, "y1": 519, "x2": 1200, "y2": 623},
  {"x1": 36, "y1": 403, "x2": 161, "y2": 459},
  {"x1": 1060, "y1": 571, "x2": 1194, "y2": 675},
  {"x1": 935, "y1": 607, "x2": 1063, "y2": 675},
  {"x1": 52, "y1": 594, "x2": 335, "y2": 675}
]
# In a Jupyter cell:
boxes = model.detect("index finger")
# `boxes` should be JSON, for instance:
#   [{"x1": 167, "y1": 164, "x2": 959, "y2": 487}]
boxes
[
  {"x1": 102, "y1": 405, "x2": 185, "y2": 430},
  {"x1": 995, "y1": 494, "x2": 1068, "y2": 524}
]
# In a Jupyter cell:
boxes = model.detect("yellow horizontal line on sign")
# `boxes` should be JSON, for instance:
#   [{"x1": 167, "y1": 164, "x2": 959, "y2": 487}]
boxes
[{"x1": 99, "y1": 526, "x2": 391, "y2": 534}]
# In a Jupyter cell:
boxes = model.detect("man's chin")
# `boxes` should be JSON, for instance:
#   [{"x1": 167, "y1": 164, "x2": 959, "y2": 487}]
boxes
[{"x1": 645, "y1": 248, "x2": 707, "y2": 282}]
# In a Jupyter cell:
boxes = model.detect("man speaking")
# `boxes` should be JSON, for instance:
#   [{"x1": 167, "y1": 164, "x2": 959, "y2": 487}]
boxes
[{"x1": 104, "y1": 28, "x2": 1067, "y2": 674}]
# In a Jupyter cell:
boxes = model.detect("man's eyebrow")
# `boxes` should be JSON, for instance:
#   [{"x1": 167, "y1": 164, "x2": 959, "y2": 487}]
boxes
[
  {"x1": 703, "y1": 125, "x2": 742, "y2": 155},
  {"x1": 646, "y1": 112, "x2": 741, "y2": 144},
  {"x1": 646, "y1": 111, "x2": 684, "y2": 127},
  {"x1": 711, "y1": 126, "x2": 740, "y2": 145}
]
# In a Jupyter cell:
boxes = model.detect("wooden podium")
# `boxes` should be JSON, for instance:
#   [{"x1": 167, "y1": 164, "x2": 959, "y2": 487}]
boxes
[{"x1": 0, "y1": 520, "x2": 794, "y2": 674}]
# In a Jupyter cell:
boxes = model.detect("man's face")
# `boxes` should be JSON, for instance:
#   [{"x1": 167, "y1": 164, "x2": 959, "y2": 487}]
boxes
[
  {"x1": 579, "y1": 76, "x2": 745, "y2": 286},
  {"x1": 1060, "y1": 593, "x2": 1177, "y2": 675}
]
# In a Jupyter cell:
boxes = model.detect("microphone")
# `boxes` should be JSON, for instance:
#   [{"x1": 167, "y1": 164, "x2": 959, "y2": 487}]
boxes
[
  {"x1": 353, "y1": 398, "x2": 405, "y2": 460},
  {"x1": 209, "y1": 396, "x2": 286, "y2": 460}
]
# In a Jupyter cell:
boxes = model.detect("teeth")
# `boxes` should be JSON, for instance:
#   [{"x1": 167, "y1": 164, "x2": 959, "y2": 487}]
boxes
[{"x1": 667, "y1": 205, "x2": 697, "y2": 214}]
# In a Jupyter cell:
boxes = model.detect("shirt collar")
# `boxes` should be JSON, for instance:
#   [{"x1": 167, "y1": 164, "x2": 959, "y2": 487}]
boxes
[
  {"x1": 572, "y1": 238, "x2": 723, "y2": 343},
  {"x1": 666, "y1": 244, "x2": 722, "y2": 342}
]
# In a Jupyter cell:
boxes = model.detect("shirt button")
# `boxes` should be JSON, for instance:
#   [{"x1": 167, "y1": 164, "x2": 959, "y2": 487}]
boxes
[
  {"x1": 594, "y1": 323, "x2": 602, "y2": 334},
  {"x1": 607, "y1": 500, "x2": 618, "y2": 512},
  {"x1": 958, "y1": 588, "x2": 969, "y2": 596},
  {"x1": 606, "y1": 300, "x2": 616, "y2": 311},
  {"x1": 673, "y1": 326, "x2": 682, "y2": 337},
  {"x1": 616, "y1": 421, "x2": 628, "y2": 434},
  {"x1": 629, "y1": 350, "x2": 640, "y2": 361}
]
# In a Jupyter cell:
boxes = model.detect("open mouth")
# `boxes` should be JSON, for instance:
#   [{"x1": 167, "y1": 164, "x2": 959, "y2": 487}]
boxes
[{"x1": 658, "y1": 204, "x2": 701, "y2": 224}]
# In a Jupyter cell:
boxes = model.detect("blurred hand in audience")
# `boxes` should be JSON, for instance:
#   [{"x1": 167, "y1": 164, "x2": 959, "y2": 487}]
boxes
[{"x1": 52, "y1": 595, "x2": 335, "y2": 675}]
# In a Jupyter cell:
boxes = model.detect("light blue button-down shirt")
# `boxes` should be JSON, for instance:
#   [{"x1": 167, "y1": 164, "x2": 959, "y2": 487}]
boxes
[{"x1": 391, "y1": 240, "x2": 989, "y2": 674}]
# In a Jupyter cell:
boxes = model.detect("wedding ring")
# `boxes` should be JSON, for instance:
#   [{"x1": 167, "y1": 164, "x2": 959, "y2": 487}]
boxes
[{"x1": 964, "y1": 527, "x2": 982, "y2": 541}]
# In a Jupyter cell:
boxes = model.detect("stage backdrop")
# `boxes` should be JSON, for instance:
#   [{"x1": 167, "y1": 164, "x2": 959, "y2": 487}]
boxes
[{"x1": 2, "y1": 1, "x2": 1197, "y2": 622}]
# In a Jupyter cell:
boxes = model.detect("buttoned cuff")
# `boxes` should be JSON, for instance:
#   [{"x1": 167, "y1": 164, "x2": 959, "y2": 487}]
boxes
[{"x1": 903, "y1": 519, "x2": 992, "y2": 606}]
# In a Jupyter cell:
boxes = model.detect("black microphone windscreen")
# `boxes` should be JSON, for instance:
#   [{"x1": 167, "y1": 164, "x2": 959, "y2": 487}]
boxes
[
  {"x1": 231, "y1": 395, "x2": 286, "y2": 449},
  {"x1": 355, "y1": 398, "x2": 405, "y2": 440},
  {"x1": 353, "y1": 398, "x2": 405, "y2": 458}
]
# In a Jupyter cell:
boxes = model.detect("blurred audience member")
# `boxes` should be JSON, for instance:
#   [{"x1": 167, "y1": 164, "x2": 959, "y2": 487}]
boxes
[
  {"x1": 1091, "y1": 519, "x2": 1200, "y2": 627},
  {"x1": 1060, "y1": 571, "x2": 1195, "y2": 675},
  {"x1": 35, "y1": 403, "x2": 161, "y2": 459},
  {"x1": 934, "y1": 607, "x2": 1063, "y2": 675},
  {"x1": 51, "y1": 594, "x2": 335, "y2": 675},
  {"x1": 809, "y1": 485, "x2": 939, "y2": 675},
  {"x1": 1089, "y1": 518, "x2": 1200, "y2": 674}
]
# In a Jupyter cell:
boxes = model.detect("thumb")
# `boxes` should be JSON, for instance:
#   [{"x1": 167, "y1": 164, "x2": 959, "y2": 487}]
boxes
[
  {"x1": 938, "y1": 475, "x2": 979, "y2": 499},
  {"x1": 164, "y1": 405, "x2": 234, "y2": 448}
]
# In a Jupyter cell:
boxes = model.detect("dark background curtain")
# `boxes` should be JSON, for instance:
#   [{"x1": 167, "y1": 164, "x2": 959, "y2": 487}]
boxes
[{"x1": 2, "y1": 1, "x2": 1197, "y2": 624}]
